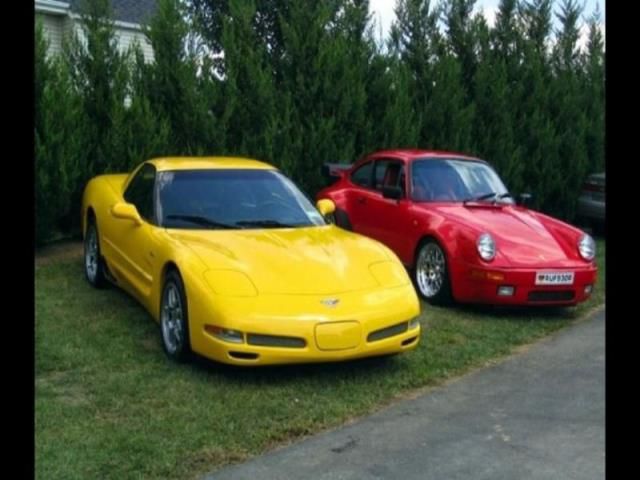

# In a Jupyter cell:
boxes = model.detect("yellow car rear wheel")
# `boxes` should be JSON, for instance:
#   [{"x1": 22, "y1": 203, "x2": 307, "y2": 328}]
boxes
[{"x1": 84, "y1": 218, "x2": 107, "y2": 289}]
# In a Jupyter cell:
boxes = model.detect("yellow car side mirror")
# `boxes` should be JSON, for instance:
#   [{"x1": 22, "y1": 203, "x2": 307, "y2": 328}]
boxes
[
  {"x1": 316, "y1": 199, "x2": 336, "y2": 218},
  {"x1": 111, "y1": 202, "x2": 142, "y2": 226}
]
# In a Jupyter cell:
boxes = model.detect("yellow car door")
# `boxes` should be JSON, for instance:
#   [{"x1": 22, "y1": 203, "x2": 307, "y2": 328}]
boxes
[{"x1": 106, "y1": 163, "x2": 158, "y2": 303}]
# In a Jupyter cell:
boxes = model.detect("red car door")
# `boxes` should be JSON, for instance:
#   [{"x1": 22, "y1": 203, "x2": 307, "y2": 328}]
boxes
[
  {"x1": 349, "y1": 157, "x2": 415, "y2": 265},
  {"x1": 344, "y1": 159, "x2": 376, "y2": 232}
]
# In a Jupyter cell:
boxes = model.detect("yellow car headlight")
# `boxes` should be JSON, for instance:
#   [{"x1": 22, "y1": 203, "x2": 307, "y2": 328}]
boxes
[
  {"x1": 204, "y1": 270, "x2": 258, "y2": 297},
  {"x1": 204, "y1": 325, "x2": 245, "y2": 343},
  {"x1": 368, "y1": 261, "x2": 409, "y2": 288}
]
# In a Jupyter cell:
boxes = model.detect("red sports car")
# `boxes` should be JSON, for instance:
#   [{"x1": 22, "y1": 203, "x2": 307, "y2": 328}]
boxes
[{"x1": 317, "y1": 149, "x2": 597, "y2": 306}]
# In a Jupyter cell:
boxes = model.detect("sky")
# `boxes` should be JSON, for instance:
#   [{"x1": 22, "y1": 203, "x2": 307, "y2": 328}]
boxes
[{"x1": 369, "y1": 0, "x2": 605, "y2": 48}]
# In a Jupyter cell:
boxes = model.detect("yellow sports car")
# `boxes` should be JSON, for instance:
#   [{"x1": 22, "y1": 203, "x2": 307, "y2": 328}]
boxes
[{"x1": 81, "y1": 157, "x2": 421, "y2": 365}]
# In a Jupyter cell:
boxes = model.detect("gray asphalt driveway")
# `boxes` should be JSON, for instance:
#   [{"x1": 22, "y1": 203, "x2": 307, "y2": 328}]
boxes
[{"x1": 205, "y1": 308, "x2": 605, "y2": 480}]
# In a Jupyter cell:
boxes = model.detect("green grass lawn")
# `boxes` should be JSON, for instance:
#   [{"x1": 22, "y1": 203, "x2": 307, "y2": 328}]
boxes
[{"x1": 36, "y1": 240, "x2": 605, "y2": 479}]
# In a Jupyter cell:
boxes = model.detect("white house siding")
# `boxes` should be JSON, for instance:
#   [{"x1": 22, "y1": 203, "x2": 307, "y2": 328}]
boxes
[
  {"x1": 69, "y1": 21, "x2": 154, "y2": 63},
  {"x1": 36, "y1": 12, "x2": 70, "y2": 58},
  {"x1": 113, "y1": 25, "x2": 154, "y2": 63},
  {"x1": 36, "y1": 12, "x2": 154, "y2": 63}
]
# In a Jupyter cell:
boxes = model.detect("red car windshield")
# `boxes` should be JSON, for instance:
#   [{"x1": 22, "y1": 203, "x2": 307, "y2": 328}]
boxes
[{"x1": 411, "y1": 158, "x2": 513, "y2": 204}]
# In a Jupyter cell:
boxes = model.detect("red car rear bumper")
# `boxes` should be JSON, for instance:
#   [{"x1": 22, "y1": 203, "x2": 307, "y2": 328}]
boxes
[{"x1": 451, "y1": 263, "x2": 598, "y2": 306}]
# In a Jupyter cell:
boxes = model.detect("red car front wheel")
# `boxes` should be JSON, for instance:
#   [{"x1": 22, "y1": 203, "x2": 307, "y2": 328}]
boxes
[{"x1": 414, "y1": 240, "x2": 452, "y2": 305}]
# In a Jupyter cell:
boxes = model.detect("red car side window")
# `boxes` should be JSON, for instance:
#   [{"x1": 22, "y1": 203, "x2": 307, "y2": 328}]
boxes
[
  {"x1": 351, "y1": 162, "x2": 373, "y2": 188},
  {"x1": 374, "y1": 161, "x2": 405, "y2": 191}
]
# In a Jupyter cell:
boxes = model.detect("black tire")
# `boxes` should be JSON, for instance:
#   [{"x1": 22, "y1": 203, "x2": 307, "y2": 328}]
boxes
[
  {"x1": 84, "y1": 218, "x2": 107, "y2": 288},
  {"x1": 413, "y1": 239, "x2": 452, "y2": 305},
  {"x1": 160, "y1": 270, "x2": 191, "y2": 363},
  {"x1": 334, "y1": 208, "x2": 353, "y2": 231}
]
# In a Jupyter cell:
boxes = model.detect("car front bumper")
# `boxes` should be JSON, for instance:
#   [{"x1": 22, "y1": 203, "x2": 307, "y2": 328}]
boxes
[
  {"x1": 451, "y1": 264, "x2": 598, "y2": 306},
  {"x1": 189, "y1": 284, "x2": 422, "y2": 366}
]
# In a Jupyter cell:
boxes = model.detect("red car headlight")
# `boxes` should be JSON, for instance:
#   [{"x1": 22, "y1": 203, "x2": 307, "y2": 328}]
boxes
[
  {"x1": 578, "y1": 234, "x2": 596, "y2": 261},
  {"x1": 477, "y1": 233, "x2": 496, "y2": 261}
]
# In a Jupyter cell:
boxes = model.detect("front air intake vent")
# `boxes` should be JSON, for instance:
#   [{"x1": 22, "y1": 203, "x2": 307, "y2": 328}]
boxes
[
  {"x1": 228, "y1": 352, "x2": 259, "y2": 360},
  {"x1": 246, "y1": 334, "x2": 306, "y2": 348},
  {"x1": 367, "y1": 322, "x2": 408, "y2": 342},
  {"x1": 528, "y1": 291, "x2": 575, "y2": 302}
]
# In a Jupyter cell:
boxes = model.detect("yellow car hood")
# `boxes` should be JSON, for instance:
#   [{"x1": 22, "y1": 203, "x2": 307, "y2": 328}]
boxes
[{"x1": 168, "y1": 226, "x2": 390, "y2": 295}]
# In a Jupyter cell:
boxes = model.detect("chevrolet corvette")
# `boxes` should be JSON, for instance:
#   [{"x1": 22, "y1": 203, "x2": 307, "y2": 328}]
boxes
[{"x1": 81, "y1": 157, "x2": 421, "y2": 365}]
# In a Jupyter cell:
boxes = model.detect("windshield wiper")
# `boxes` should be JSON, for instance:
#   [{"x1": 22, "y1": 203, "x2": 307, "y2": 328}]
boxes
[
  {"x1": 463, "y1": 192, "x2": 497, "y2": 204},
  {"x1": 235, "y1": 219, "x2": 299, "y2": 228},
  {"x1": 463, "y1": 192, "x2": 513, "y2": 205},
  {"x1": 165, "y1": 214, "x2": 237, "y2": 229}
]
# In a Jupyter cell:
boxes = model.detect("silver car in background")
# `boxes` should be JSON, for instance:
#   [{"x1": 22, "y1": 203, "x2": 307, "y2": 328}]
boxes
[{"x1": 576, "y1": 172, "x2": 605, "y2": 234}]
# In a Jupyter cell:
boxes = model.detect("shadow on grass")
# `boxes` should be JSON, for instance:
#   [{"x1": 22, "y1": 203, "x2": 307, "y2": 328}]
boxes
[
  {"x1": 428, "y1": 300, "x2": 579, "y2": 321},
  {"x1": 454, "y1": 303, "x2": 576, "y2": 319},
  {"x1": 62, "y1": 259, "x2": 588, "y2": 387},
  {"x1": 54, "y1": 260, "x2": 409, "y2": 384},
  {"x1": 188, "y1": 350, "x2": 405, "y2": 386}
]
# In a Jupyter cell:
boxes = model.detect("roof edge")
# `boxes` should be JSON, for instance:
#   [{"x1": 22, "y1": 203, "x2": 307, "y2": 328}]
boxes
[
  {"x1": 67, "y1": 12, "x2": 144, "y2": 31},
  {"x1": 35, "y1": 0, "x2": 70, "y2": 15}
]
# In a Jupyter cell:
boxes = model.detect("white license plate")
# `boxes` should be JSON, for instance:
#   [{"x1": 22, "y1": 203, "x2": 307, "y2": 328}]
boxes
[{"x1": 535, "y1": 271, "x2": 574, "y2": 285}]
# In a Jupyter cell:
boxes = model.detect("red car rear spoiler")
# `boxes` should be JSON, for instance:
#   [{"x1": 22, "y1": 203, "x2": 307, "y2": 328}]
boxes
[{"x1": 322, "y1": 163, "x2": 351, "y2": 185}]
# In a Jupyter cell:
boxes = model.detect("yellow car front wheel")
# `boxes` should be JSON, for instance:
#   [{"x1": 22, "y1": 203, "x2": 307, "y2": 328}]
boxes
[{"x1": 160, "y1": 270, "x2": 191, "y2": 363}]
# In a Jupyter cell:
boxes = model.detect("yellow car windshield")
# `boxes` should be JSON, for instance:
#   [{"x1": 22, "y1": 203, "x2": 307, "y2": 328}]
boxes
[{"x1": 157, "y1": 169, "x2": 326, "y2": 230}]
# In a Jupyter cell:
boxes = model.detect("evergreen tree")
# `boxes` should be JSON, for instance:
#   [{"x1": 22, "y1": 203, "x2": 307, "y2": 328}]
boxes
[
  {"x1": 425, "y1": 52, "x2": 475, "y2": 151},
  {"x1": 35, "y1": 0, "x2": 607, "y2": 240},
  {"x1": 187, "y1": 0, "x2": 229, "y2": 75},
  {"x1": 35, "y1": 22, "x2": 84, "y2": 243},
  {"x1": 516, "y1": 0, "x2": 559, "y2": 212},
  {"x1": 276, "y1": 1, "x2": 367, "y2": 194},
  {"x1": 472, "y1": 23, "x2": 524, "y2": 193},
  {"x1": 334, "y1": 0, "x2": 374, "y2": 158},
  {"x1": 471, "y1": 0, "x2": 525, "y2": 193},
  {"x1": 364, "y1": 52, "x2": 420, "y2": 151},
  {"x1": 64, "y1": 0, "x2": 129, "y2": 176},
  {"x1": 581, "y1": 4, "x2": 605, "y2": 174},
  {"x1": 219, "y1": 0, "x2": 278, "y2": 160},
  {"x1": 110, "y1": 46, "x2": 171, "y2": 170},
  {"x1": 492, "y1": 0, "x2": 526, "y2": 125},
  {"x1": 519, "y1": 0, "x2": 553, "y2": 57},
  {"x1": 389, "y1": 0, "x2": 440, "y2": 146},
  {"x1": 547, "y1": 0, "x2": 587, "y2": 220},
  {"x1": 188, "y1": 0, "x2": 290, "y2": 78},
  {"x1": 144, "y1": 0, "x2": 216, "y2": 154},
  {"x1": 553, "y1": 0, "x2": 582, "y2": 70},
  {"x1": 493, "y1": 0, "x2": 521, "y2": 57},
  {"x1": 441, "y1": 0, "x2": 479, "y2": 98}
]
